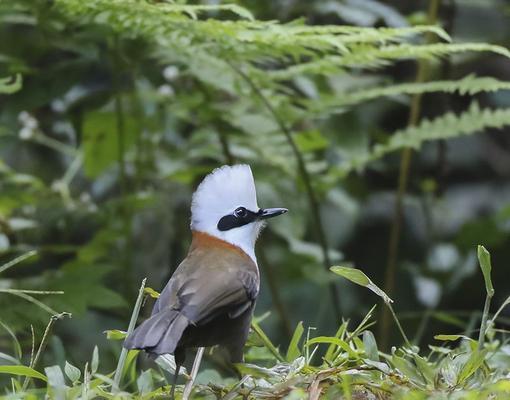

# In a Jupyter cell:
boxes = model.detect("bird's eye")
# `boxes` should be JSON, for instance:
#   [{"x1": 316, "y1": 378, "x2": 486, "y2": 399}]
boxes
[{"x1": 234, "y1": 207, "x2": 248, "y2": 218}]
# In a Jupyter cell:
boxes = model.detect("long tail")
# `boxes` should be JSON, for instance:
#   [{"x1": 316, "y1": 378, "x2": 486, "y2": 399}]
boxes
[{"x1": 123, "y1": 309, "x2": 190, "y2": 355}]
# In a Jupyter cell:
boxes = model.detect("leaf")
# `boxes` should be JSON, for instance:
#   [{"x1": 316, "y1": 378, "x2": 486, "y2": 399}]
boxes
[
  {"x1": 457, "y1": 349, "x2": 488, "y2": 385},
  {"x1": 434, "y1": 334, "x2": 474, "y2": 342},
  {"x1": 0, "y1": 365, "x2": 47, "y2": 382},
  {"x1": 235, "y1": 363, "x2": 280, "y2": 379},
  {"x1": 104, "y1": 329, "x2": 127, "y2": 340},
  {"x1": 362, "y1": 331, "x2": 379, "y2": 361},
  {"x1": 0, "y1": 74, "x2": 22, "y2": 94},
  {"x1": 412, "y1": 354, "x2": 435, "y2": 385},
  {"x1": 91, "y1": 346, "x2": 99, "y2": 374},
  {"x1": 155, "y1": 354, "x2": 187, "y2": 376},
  {"x1": 189, "y1": 53, "x2": 239, "y2": 93},
  {"x1": 272, "y1": 42, "x2": 510, "y2": 79},
  {"x1": 144, "y1": 287, "x2": 160, "y2": 299},
  {"x1": 325, "y1": 321, "x2": 347, "y2": 362},
  {"x1": 311, "y1": 75, "x2": 510, "y2": 111},
  {"x1": 286, "y1": 321, "x2": 304, "y2": 362},
  {"x1": 64, "y1": 361, "x2": 81, "y2": 383},
  {"x1": 391, "y1": 354, "x2": 424, "y2": 386},
  {"x1": 251, "y1": 320, "x2": 284, "y2": 362},
  {"x1": 0, "y1": 352, "x2": 20, "y2": 365},
  {"x1": 156, "y1": 3, "x2": 254, "y2": 21},
  {"x1": 477, "y1": 245, "x2": 494, "y2": 296},
  {"x1": 0, "y1": 320, "x2": 22, "y2": 359},
  {"x1": 82, "y1": 111, "x2": 137, "y2": 178},
  {"x1": 364, "y1": 359, "x2": 390, "y2": 374},
  {"x1": 137, "y1": 369, "x2": 153, "y2": 395},
  {"x1": 294, "y1": 130, "x2": 329, "y2": 152},
  {"x1": 305, "y1": 336, "x2": 357, "y2": 359},
  {"x1": 335, "y1": 103, "x2": 510, "y2": 177},
  {"x1": 330, "y1": 266, "x2": 393, "y2": 304}
]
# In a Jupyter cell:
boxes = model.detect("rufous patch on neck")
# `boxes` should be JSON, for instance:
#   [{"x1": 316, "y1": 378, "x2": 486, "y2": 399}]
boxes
[{"x1": 190, "y1": 230, "x2": 252, "y2": 259}]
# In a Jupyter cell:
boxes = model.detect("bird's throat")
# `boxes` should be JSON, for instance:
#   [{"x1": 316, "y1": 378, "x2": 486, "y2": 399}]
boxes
[{"x1": 190, "y1": 230, "x2": 254, "y2": 261}]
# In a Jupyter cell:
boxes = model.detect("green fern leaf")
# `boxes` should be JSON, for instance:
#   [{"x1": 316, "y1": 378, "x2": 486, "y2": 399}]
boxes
[
  {"x1": 335, "y1": 102, "x2": 510, "y2": 177},
  {"x1": 310, "y1": 75, "x2": 510, "y2": 111},
  {"x1": 272, "y1": 43, "x2": 510, "y2": 79}
]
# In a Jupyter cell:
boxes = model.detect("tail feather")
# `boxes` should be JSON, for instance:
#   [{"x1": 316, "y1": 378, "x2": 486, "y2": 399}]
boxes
[
  {"x1": 151, "y1": 313, "x2": 189, "y2": 355},
  {"x1": 123, "y1": 310, "x2": 189, "y2": 355}
]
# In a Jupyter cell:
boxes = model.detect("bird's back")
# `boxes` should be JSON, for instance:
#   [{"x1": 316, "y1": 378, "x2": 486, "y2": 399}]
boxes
[{"x1": 124, "y1": 231, "x2": 260, "y2": 361}]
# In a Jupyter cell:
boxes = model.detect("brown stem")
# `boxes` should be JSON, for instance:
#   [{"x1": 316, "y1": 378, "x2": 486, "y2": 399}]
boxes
[
  {"x1": 227, "y1": 61, "x2": 342, "y2": 322},
  {"x1": 114, "y1": 76, "x2": 127, "y2": 195},
  {"x1": 22, "y1": 313, "x2": 71, "y2": 390},
  {"x1": 379, "y1": 0, "x2": 442, "y2": 350}
]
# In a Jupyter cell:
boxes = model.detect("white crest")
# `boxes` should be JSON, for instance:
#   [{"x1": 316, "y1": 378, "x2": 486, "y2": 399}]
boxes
[{"x1": 191, "y1": 164, "x2": 262, "y2": 263}]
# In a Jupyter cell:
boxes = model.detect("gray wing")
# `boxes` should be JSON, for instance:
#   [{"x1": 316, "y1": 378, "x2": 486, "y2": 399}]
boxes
[{"x1": 151, "y1": 249, "x2": 259, "y2": 326}]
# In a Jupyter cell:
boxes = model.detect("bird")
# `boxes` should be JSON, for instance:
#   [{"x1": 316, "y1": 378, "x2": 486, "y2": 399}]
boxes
[{"x1": 123, "y1": 164, "x2": 287, "y2": 396}]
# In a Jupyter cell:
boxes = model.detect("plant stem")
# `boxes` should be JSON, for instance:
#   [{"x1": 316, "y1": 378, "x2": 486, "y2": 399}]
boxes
[
  {"x1": 0, "y1": 250, "x2": 37, "y2": 275},
  {"x1": 32, "y1": 132, "x2": 78, "y2": 156},
  {"x1": 22, "y1": 312, "x2": 71, "y2": 390},
  {"x1": 113, "y1": 35, "x2": 127, "y2": 195},
  {"x1": 182, "y1": 347, "x2": 204, "y2": 400},
  {"x1": 488, "y1": 295, "x2": 510, "y2": 325},
  {"x1": 1, "y1": 290, "x2": 60, "y2": 315},
  {"x1": 478, "y1": 292, "x2": 493, "y2": 349},
  {"x1": 115, "y1": 85, "x2": 127, "y2": 195},
  {"x1": 387, "y1": 303, "x2": 411, "y2": 348},
  {"x1": 228, "y1": 61, "x2": 341, "y2": 321},
  {"x1": 113, "y1": 278, "x2": 147, "y2": 392},
  {"x1": 380, "y1": 0, "x2": 442, "y2": 349}
]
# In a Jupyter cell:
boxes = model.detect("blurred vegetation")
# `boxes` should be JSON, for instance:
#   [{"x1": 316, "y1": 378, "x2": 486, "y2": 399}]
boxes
[{"x1": 2, "y1": 0, "x2": 510, "y2": 398}]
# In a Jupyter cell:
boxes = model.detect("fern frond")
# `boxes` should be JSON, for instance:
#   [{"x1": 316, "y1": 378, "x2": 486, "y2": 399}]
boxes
[
  {"x1": 271, "y1": 43, "x2": 510, "y2": 79},
  {"x1": 335, "y1": 102, "x2": 510, "y2": 177},
  {"x1": 155, "y1": 3, "x2": 254, "y2": 21},
  {"x1": 56, "y1": 1, "x2": 455, "y2": 67},
  {"x1": 237, "y1": 25, "x2": 450, "y2": 51},
  {"x1": 309, "y1": 75, "x2": 510, "y2": 111}
]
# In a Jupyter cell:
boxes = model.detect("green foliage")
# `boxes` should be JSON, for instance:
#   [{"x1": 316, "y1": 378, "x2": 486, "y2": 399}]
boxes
[
  {"x1": 2, "y1": 246, "x2": 510, "y2": 399},
  {"x1": 309, "y1": 74, "x2": 510, "y2": 111},
  {"x1": 331, "y1": 265, "x2": 393, "y2": 303},
  {"x1": 2, "y1": 0, "x2": 510, "y2": 398},
  {"x1": 335, "y1": 102, "x2": 510, "y2": 176},
  {"x1": 477, "y1": 245, "x2": 494, "y2": 297}
]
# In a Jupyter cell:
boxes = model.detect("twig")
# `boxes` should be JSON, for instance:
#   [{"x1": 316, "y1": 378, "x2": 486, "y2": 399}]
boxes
[
  {"x1": 228, "y1": 61, "x2": 341, "y2": 321},
  {"x1": 182, "y1": 347, "x2": 205, "y2": 400},
  {"x1": 0, "y1": 289, "x2": 64, "y2": 295},
  {"x1": 386, "y1": 303, "x2": 411, "y2": 348},
  {"x1": 114, "y1": 65, "x2": 127, "y2": 195},
  {"x1": 0, "y1": 250, "x2": 37, "y2": 275},
  {"x1": 0, "y1": 290, "x2": 60, "y2": 315},
  {"x1": 22, "y1": 312, "x2": 71, "y2": 390},
  {"x1": 113, "y1": 278, "x2": 147, "y2": 392}
]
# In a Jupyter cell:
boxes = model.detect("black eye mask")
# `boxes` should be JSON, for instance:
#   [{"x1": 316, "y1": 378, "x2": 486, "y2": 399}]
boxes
[{"x1": 217, "y1": 207, "x2": 261, "y2": 231}]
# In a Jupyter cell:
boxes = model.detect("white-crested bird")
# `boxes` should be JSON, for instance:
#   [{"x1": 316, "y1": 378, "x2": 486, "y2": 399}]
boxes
[{"x1": 123, "y1": 164, "x2": 287, "y2": 396}]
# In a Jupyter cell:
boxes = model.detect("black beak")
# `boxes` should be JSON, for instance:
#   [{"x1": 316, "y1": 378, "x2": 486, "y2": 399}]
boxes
[{"x1": 258, "y1": 207, "x2": 288, "y2": 220}]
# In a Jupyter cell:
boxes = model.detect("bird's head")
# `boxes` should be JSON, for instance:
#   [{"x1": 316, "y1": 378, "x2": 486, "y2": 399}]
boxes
[{"x1": 190, "y1": 164, "x2": 287, "y2": 262}]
